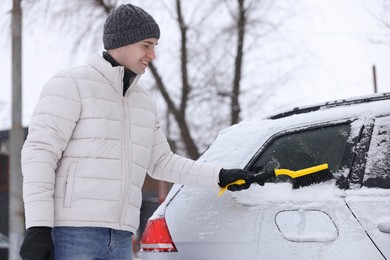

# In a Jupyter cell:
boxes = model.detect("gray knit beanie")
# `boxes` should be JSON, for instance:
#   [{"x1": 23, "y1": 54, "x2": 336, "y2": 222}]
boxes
[{"x1": 103, "y1": 4, "x2": 160, "y2": 50}]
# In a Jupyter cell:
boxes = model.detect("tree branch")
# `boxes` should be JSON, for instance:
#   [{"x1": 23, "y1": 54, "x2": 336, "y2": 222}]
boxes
[
  {"x1": 175, "y1": 0, "x2": 191, "y2": 116},
  {"x1": 231, "y1": 0, "x2": 246, "y2": 125},
  {"x1": 93, "y1": 0, "x2": 114, "y2": 14},
  {"x1": 149, "y1": 62, "x2": 200, "y2": 159}
]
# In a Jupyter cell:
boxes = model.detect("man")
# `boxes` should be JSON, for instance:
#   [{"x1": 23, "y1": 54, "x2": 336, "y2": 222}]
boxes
[{"x1": 19, "y1": 3, "x2": 258, "y2": 260}]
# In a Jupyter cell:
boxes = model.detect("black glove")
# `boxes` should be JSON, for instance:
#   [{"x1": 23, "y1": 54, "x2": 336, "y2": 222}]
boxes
[
  {"x1": 19, "y1": 227, "x2": 54, "y2": 260},
  {"x1": 254, "y1": 160, "x2": 279, "y2": 185},
  {"x1": 219, "y1": 168, "x2": 262, "y2": 191}
]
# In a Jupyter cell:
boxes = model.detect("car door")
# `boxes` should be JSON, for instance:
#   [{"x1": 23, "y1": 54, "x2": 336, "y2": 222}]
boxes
[
  {"x1": 246, "y1": 119, "x2": 386, "y2": 259},
  {"x1": 344, "y1": 115, "x2": 390, "y2": 259}
]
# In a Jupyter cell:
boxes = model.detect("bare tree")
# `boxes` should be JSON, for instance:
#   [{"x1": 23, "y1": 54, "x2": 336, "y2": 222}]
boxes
[
  {"x1": 23, "y1": 0, "x2": 115, "y2": 56},
  {"x1": 147, "y1": 0, "x2": 201, "y2": 159},
  {"x1": 147, "y1": 0, "x2": 303, "y2": 157},
  {"x1": 366, "y1": 0, "x2": 390, "y2": 45},
  {"x1": 230, "y1": 0, "x2": 245, "y2": 125},
  {"x1": 23, "y1": 0, "x2": 303, "y2": 158},
  {"x1": 380, "y1": 0, "x2": 390, "y2": 44},
  {"x1": 380, "y1": 0, "x2": 390, "y2": 29}
]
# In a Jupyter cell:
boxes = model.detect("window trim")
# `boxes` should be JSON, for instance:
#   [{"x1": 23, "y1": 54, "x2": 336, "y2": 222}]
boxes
[{"x1": 347, "y1": 120, "x2": 374, "y2": 188}]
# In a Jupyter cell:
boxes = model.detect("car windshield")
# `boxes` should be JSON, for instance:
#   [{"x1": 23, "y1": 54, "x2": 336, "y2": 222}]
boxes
[{"x1": 249, "y1": 123, "x2": 351, "y2": 182}]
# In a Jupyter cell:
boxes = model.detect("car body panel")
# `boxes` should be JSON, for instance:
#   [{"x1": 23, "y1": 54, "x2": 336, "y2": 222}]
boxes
[
  {"x1": 237, "y1": 184, "x2": 385, "y2": 259},
  {"x1": 141, "y1": 252, "x2": 180, "y2": 260},
  {"x1": 345, "y1": 189, "x2": 390, "y2": 258},
  {"x1": 162, "y1": 183, "x2": 387, "y2": 259},
  {"x1": 164, "y1": 186, "x2": 260, "y2": 260}
]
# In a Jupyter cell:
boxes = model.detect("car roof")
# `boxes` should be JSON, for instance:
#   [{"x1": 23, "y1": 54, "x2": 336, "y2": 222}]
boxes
[
  {"x1": 201, "y1": 92, "x2": 390, "y2": 169},
  {"x1": 267, "y1": 92, "x2": 390, "y2": 120}
]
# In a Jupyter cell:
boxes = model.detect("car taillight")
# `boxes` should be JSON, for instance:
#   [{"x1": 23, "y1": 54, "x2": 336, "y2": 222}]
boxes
[{"x1": 141, "y1": 217, "x2": 178, "y2": 252}]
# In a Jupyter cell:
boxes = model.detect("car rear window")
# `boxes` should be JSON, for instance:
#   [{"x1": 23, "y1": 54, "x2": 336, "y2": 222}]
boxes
[{"x1": 249, "y1": 123, "x2": 351, "y2": 183}]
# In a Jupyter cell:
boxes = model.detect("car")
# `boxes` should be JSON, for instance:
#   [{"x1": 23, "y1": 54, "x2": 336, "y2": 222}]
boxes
[{"x1": 140, "y1": 92, "x2": 390, "y2": 260}]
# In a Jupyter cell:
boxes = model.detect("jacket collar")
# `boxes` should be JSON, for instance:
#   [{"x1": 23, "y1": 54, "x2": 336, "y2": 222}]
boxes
[
  {"x1": 89, "y1": 54, "x2": 141, "y2": 95},
  {"x1": 102, "y1": 52, "x2": 137, "y2": 96}
]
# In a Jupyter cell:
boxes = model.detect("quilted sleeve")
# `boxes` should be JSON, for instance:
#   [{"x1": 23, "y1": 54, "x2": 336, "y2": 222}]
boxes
[
  {"x1": 21, "y1": 76, "x2": 81, "y2": 228},
  {"x1": 147, "y1": 109, "x2": 221, "y2": 189}
]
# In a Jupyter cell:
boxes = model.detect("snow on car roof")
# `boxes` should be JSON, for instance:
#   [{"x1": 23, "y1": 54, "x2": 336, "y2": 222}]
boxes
[
  {"x1": 201, "y1": 92, "x2": 390, "y2": 169},
  {"x1": 264, "y1": 92, "x2": 390, "y2": 120}
]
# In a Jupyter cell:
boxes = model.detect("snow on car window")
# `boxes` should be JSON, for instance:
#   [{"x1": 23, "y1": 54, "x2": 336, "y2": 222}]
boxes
[
  {"x1": 363, "y1": 116, "x2": 390, "y2": 188},
  {"x1": 233, "y1": 182, "x2": 342, "y2": 206},
  {"x1": 249, "y1": 123, "x2": 351, "y2": 182}
]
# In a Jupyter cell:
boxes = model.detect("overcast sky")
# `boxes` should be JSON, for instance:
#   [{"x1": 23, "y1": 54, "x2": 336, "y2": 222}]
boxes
[
  {"x1": 294, "y1": 0, "x2": 390, "y2": 100},
  {"x1": 0, "y1": 0, "x2": 389, "y2": 130}
]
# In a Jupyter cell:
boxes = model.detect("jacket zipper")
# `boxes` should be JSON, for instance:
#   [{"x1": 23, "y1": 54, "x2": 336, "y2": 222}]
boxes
[
  {"x1": 118, "y1": 73, "x2": 132, "y2": 229},
  {"x1": 118, "y1": 72, "x2": 139, "y2": 229}
]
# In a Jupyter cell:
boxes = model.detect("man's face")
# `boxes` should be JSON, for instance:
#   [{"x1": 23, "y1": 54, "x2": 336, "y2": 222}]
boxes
[{"x1": 111, "y1": 38, "x2": 158, "y2": 74}]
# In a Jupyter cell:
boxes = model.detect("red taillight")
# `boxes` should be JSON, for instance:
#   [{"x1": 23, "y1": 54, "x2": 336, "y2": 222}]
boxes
[{"x1": 141, "y1": 217, "x2": 177, "y2": 252}]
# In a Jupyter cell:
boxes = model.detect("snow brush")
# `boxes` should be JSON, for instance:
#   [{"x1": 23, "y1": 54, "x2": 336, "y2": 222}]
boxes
[{"x1": 218, "y1": 163, "x2": 332, "y2": 196}]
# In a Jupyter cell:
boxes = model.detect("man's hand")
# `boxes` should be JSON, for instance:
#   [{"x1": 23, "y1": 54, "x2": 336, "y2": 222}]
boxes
[
  {"x1": 19, "y1": 227, "x2": 54, "y2": 260},
  {"x1": 219, "y1": 168, "x2": 262, "y2": 191}
]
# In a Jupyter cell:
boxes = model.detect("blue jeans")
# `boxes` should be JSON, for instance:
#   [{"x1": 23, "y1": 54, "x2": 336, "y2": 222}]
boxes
[{"x1": 52, "y1": 227, "x2": 133, "y2": 260}]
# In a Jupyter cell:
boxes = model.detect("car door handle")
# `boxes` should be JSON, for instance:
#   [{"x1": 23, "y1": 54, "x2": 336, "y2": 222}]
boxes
[{"x1": 378, "y1": 223, "x2": 390, "y2": 233}]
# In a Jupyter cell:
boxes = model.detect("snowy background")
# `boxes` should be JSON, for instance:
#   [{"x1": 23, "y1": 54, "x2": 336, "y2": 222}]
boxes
[{"x1": 1, "y1": 0, "x2": 390, "y2": 131}]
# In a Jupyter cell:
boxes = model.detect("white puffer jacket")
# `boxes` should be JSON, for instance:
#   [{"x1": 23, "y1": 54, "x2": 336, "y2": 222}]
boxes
[{"x1": 21, "y1": 54, "x2": 221, "y2": 233}]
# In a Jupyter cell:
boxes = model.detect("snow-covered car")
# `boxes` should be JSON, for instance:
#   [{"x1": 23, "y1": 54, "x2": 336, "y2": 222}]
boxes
[{"x1": 140, "y1": 92, "x2": 390, "y2": 260}]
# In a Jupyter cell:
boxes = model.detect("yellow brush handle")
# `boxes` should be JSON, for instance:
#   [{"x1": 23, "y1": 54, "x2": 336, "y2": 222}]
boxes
[
  {"x1": 274, "y1": 163, "x2": 328, "y2": 178},
  {"x1": 218, "y1": 179, "x2": 246, "y2": 197},
  {"x1": 217, "y1": 164, "x2": 329, "y2": 197}
]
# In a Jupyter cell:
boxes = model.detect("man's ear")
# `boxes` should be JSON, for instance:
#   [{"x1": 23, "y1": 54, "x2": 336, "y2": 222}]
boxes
[
  {"x1": 107, "y1": 48, "x2": 123, "y2": 65},
  {"x1": 107, "y1": 48, "x2": 118, "y2": 58}
]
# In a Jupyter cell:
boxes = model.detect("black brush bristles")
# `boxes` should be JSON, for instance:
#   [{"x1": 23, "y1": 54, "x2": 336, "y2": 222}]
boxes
[{"x1": 292, "y1": 169, "x2": 333, "y2": 189}]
